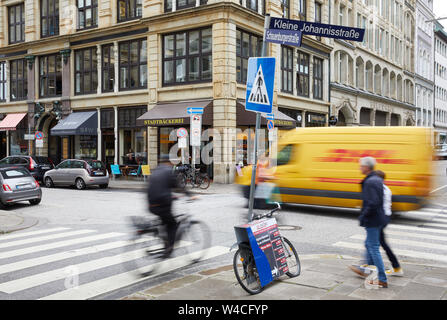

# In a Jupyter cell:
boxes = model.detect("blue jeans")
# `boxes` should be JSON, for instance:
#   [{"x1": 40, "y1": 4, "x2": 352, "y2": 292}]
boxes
[{"x1": 364, "y1": 227, "x2": 387, "y2": 283}]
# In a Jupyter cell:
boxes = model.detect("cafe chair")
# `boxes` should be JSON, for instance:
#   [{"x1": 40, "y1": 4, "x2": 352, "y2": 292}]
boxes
[
  {"x1": 110, "y1": 164, "x2": 122, "y2": 180},
  {"x1": 128, "y1": 165, "x2": 142, "y2": 178},
  {"x1": 141, "y1": 165, "x2": 151, "y2": 181}
]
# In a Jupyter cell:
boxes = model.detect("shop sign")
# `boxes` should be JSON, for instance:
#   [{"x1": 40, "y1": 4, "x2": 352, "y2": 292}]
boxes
[
  {"x1": 307, "y1": 114, "x2": 326, "y2": 124},
  {"x1": 190, "y1": 115, "x2": 201, "y2": 147},
  {"x1": 24, "y1": 134, "x2": 35, "y2": 140},
  {"x1": 144, "y1": 118, "x2": 185, "y2": 126},
  {"x1": 274, "y1": 119, "x2": 294, "y2": 127}
]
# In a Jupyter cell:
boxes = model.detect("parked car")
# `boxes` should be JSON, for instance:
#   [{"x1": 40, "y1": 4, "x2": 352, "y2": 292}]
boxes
[
  {"x1": 0, "y1": 156, "x2": 54, "y2": 182},
  {"x1": 0, "y1": 166, "x2": 42, "y2": 208},
  {"x1": 43, "y1": 159, "x2": 109, "y2": 190}
]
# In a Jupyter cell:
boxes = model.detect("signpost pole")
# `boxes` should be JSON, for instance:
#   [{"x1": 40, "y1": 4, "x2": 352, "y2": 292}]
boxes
[{"x1": 248, "y1": 14, "x2": 270, "y2": 221}]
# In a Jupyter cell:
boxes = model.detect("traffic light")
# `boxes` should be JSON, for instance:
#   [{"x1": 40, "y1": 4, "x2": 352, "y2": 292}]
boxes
[{"x1": 34, "y1": 103, "x2": 45, "y2": 121}]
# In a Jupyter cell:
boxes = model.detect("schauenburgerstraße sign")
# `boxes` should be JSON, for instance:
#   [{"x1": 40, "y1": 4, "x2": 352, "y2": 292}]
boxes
[{"x1": 269, "y1": 17, "x2": 365, "y2": 42}]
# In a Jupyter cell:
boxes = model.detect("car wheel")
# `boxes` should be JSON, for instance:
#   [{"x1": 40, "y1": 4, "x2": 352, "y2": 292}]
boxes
[
  {"x1": 29, "y1": 199, "x2": 41, "y2": 205},
  {"x1": 99, "y1": 184, "x2": 108, "y2": 189},
  {"x1": 45, "y1": 177, "x2": 54, "y2": 188},
  {"x1": 75, "y1": 178, "x2": 86, "y2": 190}
]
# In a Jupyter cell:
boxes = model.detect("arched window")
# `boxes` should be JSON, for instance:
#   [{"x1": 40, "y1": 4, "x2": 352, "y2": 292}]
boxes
[
  {"x1": 356, "y1": 57, "x2": 364, "y2": 89},
  {"x1": 374, "y1": 65, "x2": 381, "y2": 95},
  {"x1": 382, "y1": 68, "x2": 389, "y2": 97},
  {"x1": 365, "y1": 61, "x2": 373, "y2": 92}
]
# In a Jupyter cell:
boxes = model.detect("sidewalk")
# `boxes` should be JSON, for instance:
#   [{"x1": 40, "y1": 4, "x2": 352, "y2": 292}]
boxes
[
  {"x1": 108, "y1": 179, "x2": 241, "y2": 195},
  {"x1": 0, "y1": 211, "x2": 38, "y2": 234},
  {"x1": 122, "y1": 254, "x2": 447, "y2": 300}
]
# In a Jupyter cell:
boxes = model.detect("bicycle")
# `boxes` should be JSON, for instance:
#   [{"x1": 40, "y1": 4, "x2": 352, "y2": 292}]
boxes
[
  {"x1": 174, "y1": 164, "x2": 210, "y2": 189},
  {"x1": 232, "y1": 203, "x2": 301, "y2": 295},
  {"x1": 125, "y1": 197, "x2": 211, "y2": 277}
]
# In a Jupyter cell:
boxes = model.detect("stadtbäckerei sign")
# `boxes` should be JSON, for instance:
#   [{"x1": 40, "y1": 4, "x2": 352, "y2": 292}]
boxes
[{"x1": 269, "y1": 17, "x2": 365, "y2": 42}]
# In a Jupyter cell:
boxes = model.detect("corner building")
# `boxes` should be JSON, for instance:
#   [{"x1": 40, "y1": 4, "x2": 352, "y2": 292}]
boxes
[
  {"x1": 0, "y1": 0, "x2": 333, "y2": 183},
  {"x1": 330, "y1": 0, "x2": 417, "y2": 127}
]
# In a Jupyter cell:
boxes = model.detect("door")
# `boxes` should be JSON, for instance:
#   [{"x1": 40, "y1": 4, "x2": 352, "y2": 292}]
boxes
[
  {"x1": 52, "y1": 160, "x2": 70, "y2": 184},
  {"x1": 65, "y1": 160, "x2": 85, "y2": 185},
  {"x1": 48, "y1": 118, "x2": 61, "y2": 165}
]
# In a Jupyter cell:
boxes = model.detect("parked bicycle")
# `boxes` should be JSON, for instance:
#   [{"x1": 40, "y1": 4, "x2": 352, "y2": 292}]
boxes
[
  {"x1": 174, "y1": 164, "x2": 210, "y2": 189},
  {"x1": 232, "y1": 203, "x2": 301, "y2": 294},
  {"x1": 125, "y1": 197, "x2": 211, "y2": 277}
]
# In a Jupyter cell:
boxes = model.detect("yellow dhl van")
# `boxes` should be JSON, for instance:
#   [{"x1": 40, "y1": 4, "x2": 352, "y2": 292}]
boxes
[{"x1": 235, "y1": 127, "x2": 434, "y2": 212}]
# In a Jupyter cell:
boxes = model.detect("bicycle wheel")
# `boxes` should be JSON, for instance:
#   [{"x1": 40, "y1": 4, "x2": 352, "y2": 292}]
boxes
[
  {"x1": 123, "y1": 219, "x2": 166, "y2": 277},
  {"x1": 233, "y1": 248, "x2": 263, "y2": 295},
  {"x1": 281, "y1": 237, "x2": 301, "y2": 278},
  {"x1": 176, "y1": 173, "x2": 186, "y2": 189},
  {"x1": 180, "y1": 220, "x2": 211, "y2": 263},
  {"x1": 199, "y1": 174, "x2": 210, "y2": 189}
]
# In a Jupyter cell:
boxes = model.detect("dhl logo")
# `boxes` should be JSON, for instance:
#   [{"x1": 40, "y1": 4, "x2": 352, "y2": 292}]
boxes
[{"x1": 315, "y1": 149, "x2": 413, "y2": 165}]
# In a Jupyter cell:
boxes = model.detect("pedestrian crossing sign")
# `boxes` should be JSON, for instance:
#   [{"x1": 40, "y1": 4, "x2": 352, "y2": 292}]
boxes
[{"x1": 245, "y1": 57, "x2": 276, "y2": 114}]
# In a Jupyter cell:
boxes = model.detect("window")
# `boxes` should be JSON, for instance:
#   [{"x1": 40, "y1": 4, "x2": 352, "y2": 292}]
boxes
[
  {"x1": 313, "y1": 57, "x2": 323, "y2": 100},
  {"x1": 282, "y1": 0, "x2": 290, "y2": 18},
  {"x1": 39, "y1": 53, "x2": 62, "y2": 98},
  {"x1": 246, "y1": 0, "x2": 258, "y2": 12},
  {"x1": 163, "y1": 28, "x2": 212, "y2": 85},
  {"x1": 0, "y1": 62, "x2": 6, "y2": 102},
  {"x1": 118, "y1": 0, "x2": 142, "y2": 22},
  {"x1": 339, "y1": 5, "x2": 345, "y2": 25},
  {"x1": 41, "y1": 0, "x2": 59, "y2": 37},
  {"x1": 315, "y1": 2, "x2": 322, "y2": 40},
  {"x1": 9, "y1": 3, "x2": 25, "y2": 44},
  {"x1": 10, "y1": 59, "x2": 27, "y2": 101},
  {"x1": 298, "y1": 0, "x2": 306, "y2": 20},
  {"x1": 296, "y1": 51, "x2": 309, "y2": 97},
  {"x1": 102, "y1": 44, "x2": 115, "y2": 92},
  {"x1": 177, "y1": 0, "x2": 196, "y2": 10},
  {"x1": 236, "y1": 29, "x2": 262, "y2": 83},
  {"x1": 78, "y1": 0, "x2": 98, "y2": 30},
  {"x1": 281, "y1": 46, "x2": 293, "y2": 93},
  {"x1": 119, "y1": 39, "x2": 147, "y2": 90},
  {"x1": 75, "y1": 47, "x2": 98, "y2": 95}
]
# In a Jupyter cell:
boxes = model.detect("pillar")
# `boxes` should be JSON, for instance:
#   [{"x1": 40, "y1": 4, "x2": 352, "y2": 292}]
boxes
[
  {"x1": 113, "y1": 41, "x2": 119, "y2": 93},
  {"x1": 302, "y1": 111, "x2": 306, "y2": 127},
  {"x1": 148, "y1": 126, "x2": 158, "y2": 169},
  {"x1": 114, "y1": 106, "x2": 118, "y2": 165},
  {"x1": 97, "y1": 107, "x2": 102, "y2": 161},
  {"x1": 60, "y1": 49, "x2": 72, "y2": 117}
]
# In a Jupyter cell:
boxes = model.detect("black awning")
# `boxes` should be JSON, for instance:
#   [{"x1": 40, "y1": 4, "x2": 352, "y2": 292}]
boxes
[
  {"x1": 236, "y1": 101, "x2": 297, "y2": 128},
  {"x1": 51, "y1": 111, "x2": 98, "y2": 136}
]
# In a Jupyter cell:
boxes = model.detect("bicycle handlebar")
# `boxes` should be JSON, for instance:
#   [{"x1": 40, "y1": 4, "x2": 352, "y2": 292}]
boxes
[{"x1": 251, "y1": 202, "x2": 281, "y2": 221}]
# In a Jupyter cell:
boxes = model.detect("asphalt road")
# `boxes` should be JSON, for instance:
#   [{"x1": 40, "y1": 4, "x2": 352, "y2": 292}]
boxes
[{"x1": 0, "y1": 161, "x2": 446, "y2": 300}]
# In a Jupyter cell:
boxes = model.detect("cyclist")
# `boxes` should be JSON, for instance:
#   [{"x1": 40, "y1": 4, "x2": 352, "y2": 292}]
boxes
[{"x1": 147, "y1": 155, "x2": 195, "y2": 258}]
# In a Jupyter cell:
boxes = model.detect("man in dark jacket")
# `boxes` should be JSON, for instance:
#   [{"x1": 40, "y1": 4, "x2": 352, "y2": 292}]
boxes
[
  {"x1": 147, "y1": 155, "x2": 192, "y2": 257},
  {"x1": 349, "y1": 156, "x2": 388, "y2": 288}
]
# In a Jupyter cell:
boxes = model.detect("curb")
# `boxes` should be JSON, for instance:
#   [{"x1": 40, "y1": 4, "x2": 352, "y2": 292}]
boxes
[{"x1": 0, "y1": 212, "x2": 39, "y2": 234}]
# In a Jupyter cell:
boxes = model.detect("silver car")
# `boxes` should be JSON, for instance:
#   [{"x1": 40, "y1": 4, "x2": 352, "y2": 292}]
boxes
[
  {"x1": 44, "y1": 159, "x2": 109, "y2": 190},
  {"x1": 0, "y1": 166, "x2": 42, "y2": 208}
]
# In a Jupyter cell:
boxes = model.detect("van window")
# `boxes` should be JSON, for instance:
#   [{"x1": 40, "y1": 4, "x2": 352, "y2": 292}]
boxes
[{"x1": 277, "y1": 145, "x2": 293, "y2": 166}]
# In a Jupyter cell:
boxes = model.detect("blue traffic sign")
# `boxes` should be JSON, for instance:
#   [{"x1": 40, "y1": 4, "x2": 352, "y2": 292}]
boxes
[
  {"x1": 267, "y1": 120, "x2": 274, "y2": 131},
  {"x1": 269, "y1": 17, "x2": 365, "y2": 42},
  {"x1": 266, "y1": 113, "x2": 275, "y2": 120},
  {"x1": 265, "y1": 29, "x2": 302, "y2": 47},
  {"x1": 186, "y1": 107, "x2": 204, "y2": 114},
  {"x1": 245, "y1": 57, "x2": 276, "y2": 114}
]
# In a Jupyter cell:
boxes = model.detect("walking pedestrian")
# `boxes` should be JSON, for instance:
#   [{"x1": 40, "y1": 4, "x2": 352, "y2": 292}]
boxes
[{"x1": 348, "y1": 157, "x2": 388, "y2": 288}]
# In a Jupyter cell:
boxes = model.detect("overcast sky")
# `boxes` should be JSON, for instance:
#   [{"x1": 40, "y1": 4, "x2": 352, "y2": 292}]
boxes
[{"x1": 433, "y1": 0, "x2": 447, "y2": 28}]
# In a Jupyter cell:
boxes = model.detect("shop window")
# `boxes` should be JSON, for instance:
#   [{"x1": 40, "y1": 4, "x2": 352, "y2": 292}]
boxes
[
  {"x1": 9, "y1": 3, "x2": 25, "y2": 44},
  {"x1": 119, "y1": 39, "x2": 147, "y2": 90},
  {"x1": 41, "y1": 0, "x2": 59, "y2": 38},
  {"x1": 118, "y1": 0, "x2": 142, "y2": 22},
  {"x1": 159, "y1": 127, "x2": 176, "y2": 161},
  {"x1": 10, "y1": 59, "x2": 27, "y2": 101},
  {"x1": 236, "y1": 29, "x2": 262, "y2": 83},
  {"x1": 313, "y1": 57, "x2": 323, "y2": 100},
  {"x1": 0, "y1": 62, "x2": 6, "y2": 102},
  {"x1": 296, "y1": 51, "x2": 309, "y2": 97},
  {"x1": 78, "y1": 0, "x2": 98, "y2": 30},
  {"x1": 39, "y1": 53, "x2": 62, "y2": 98},
  {"x1": 102, "y1": 44, "x2": 115, "y2": 92},
  {"x1": 75, "y1": 47, "x2": 98, "y2": 95},
  {"x1": 281, "y1": 46, "x2": 293, "y2": 94},
  {"x1": 75, "y1": 135, "x2": 97, "y2": 160},
  {"x1": 9, "y1": 116, "x2": 28, "y2": 155},
  {"x1": 163, "y1": 28, "x2": 212, "y2": 86}
]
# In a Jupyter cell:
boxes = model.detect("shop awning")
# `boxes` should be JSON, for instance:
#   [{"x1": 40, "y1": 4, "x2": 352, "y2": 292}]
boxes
[
  {"x1": 51, "y1": 111, "x2": 98, "y2": 136},
  {"x1": 136, "y1": 100, "x2": 213, "y2": 127},
  {"x1": 236, "y1": 101, "x2": 297, "y2": 128},
  {"x1": 0, "y1": 113, "x2": 27, "y2": 131}
]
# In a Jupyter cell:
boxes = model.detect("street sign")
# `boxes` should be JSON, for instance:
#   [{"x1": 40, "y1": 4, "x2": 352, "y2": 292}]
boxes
[
  {"x1": 24, "y1": 134, "x2": 35, "y2": 140},
  {"x1": 265, "y1": 28, "x2": 302, "y2": 47},
  {"x1": 36, "y1": 139, "x2": 43, "y2": 148},
  {"x1": 269, "y1": 17, "x2": 365, "y2": 42},
  {"x1": 177, "y1": 127, "x2": 188, "y2": 138},
  {"x1": 186, "y1": 107, "x2": 204, "y2": 114},
  {"x1": 245, "y1": 57, "x2": 276, "y2": 114},
  {"x1": 35, "y1": 131, "x2": 44, "y2": 140},
  {"x1": 190, "y1": 115, "x2": 201, "y2": 147},
  {"x1": 268, "y1": 130, "x2": 277, "y2": 142},
  {"x1": 267, "y1": 119, "x2": 274, "y2": 131},
  {"x1": 178, "y1": 137, "x2": 187, "y2": 149},
  {"x1": 266, "y1": 113, "x2": 275, "y2": 120}
]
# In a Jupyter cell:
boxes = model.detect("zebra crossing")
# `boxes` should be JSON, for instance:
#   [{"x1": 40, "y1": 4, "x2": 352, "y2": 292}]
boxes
[
  {"x1": 0, "y1": 226, "x2": 229, "y2": 300},
  {"x1": 333, "y1": 206, "x2": 447, "y2": 265}
]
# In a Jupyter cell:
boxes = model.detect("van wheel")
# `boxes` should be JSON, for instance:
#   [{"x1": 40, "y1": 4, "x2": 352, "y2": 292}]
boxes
[
  {"x1": 29, "y1": 199, "x2": 41, "y2": 205},
  {"x1": 75, "y1": 178, "x2": 86, "y2": 190},
  {"x1": 45, "y1": 177, "x2": 54, "y2": 188}
]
